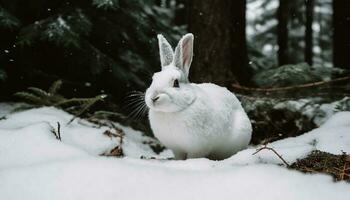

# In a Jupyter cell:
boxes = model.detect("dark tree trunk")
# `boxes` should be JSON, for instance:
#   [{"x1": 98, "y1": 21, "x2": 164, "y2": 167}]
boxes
[
  {"x1": 305, "y1": 0, "x2": 314, "y2": 66},
  {"x1": 188, "y1": 0, "x2": 251, "y2": 86},
  {"x1": 277, "y1": 0, "x2": 290, "y2": 66},
  {"x1": 333, "y1": 0, "x2": 350, "y2": 69}
]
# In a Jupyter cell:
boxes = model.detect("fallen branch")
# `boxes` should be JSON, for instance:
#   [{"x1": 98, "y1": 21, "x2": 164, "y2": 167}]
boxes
[
  {"x1": 232, "y1": 75, "x2": 350, "y2": 92},
  {"x1": 253, "y1": 145, "x2": 290, "y2": 167}
]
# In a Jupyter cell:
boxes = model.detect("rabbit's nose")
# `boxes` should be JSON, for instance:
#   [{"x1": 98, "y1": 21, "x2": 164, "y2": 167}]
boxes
[{"x1": 151, "y1": 96, "x2": 160, "y2": 103}]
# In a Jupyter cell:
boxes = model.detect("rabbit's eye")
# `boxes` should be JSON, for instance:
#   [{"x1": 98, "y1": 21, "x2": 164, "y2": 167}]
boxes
[{"x1": 173, "y1": 79, "x2": 179, "y2": 88}]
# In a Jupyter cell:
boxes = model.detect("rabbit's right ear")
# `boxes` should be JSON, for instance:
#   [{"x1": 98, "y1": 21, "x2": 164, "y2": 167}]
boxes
[
  {"x1": 174, "y1": 34, "x2": 193, "y2": 79},
  {"x1": 158, "y1": 34, "x2": 174, "y2": 69}
]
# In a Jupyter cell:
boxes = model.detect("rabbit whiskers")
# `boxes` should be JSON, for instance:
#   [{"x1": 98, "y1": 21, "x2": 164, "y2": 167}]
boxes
[{"x1": 124, "y1": 91, "x2": 148, "y2": 121}]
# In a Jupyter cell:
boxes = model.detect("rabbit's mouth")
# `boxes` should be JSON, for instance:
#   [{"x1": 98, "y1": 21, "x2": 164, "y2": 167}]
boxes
[
  {"x1": 146, "y1": 93, "x2": 169, "y2": 109},
  {"x1": 146, "y1": 93, "x2": 181, "y2": 113}
]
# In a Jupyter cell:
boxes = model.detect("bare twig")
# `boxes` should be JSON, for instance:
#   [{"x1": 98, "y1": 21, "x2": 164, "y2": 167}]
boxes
[
  {"x1": 232, "y1": 76, "x2": 350, "y2": 92},
  {"x1": 50, "y1": 121, "x2": 62, "y2": 141},
  {"x1": 57, "y1": 122, "x2": 61, "y2": 141},
  {"x1": 253, "y1": 145, "x2": 290, "y2": 167}
]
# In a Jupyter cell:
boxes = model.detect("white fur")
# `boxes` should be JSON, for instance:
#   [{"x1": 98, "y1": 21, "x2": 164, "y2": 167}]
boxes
[{"x1": 145, "y1": 33, "x2": 252, "y2": 160}]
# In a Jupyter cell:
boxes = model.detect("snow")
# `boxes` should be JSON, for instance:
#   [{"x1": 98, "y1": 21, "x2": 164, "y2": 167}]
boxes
[
  {"x1": 274, "y1": 97, "x2": 350, "y2": 126},
  {"x1": 323, "y1": 111, "x2": 350, "y2": 128},
  {"x1": 0, "y1": 106, "x2": 158, "y2": 170},
  {"x1": 0, "y1": 104, "x2": 350, "y2": 200}
]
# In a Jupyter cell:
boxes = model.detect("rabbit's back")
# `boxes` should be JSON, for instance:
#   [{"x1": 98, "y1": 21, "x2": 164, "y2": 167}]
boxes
[{"x1": 194, "y1": 83, "x2": 252, "y2": 159}]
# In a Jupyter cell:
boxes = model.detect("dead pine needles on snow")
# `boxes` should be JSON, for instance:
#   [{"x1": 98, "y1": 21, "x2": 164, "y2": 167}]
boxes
[
  {"x1": 100, "y1": 128, "x2": 125, "y2": 157},
  {"x1": 290, "y1": 150, "x2": 350, "y2": 182}
]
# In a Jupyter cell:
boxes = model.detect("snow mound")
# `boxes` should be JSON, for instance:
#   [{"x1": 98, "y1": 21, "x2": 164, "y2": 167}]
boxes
[
  {"x1": 0, "y1": 105, "x2": 349, "y2": 200},
  {"x1": 0, "y1": 106, "x2": 158, "y2": 169}
]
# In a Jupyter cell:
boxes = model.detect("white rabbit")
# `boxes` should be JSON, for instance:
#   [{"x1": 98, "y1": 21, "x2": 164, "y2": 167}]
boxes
[{"x1": 145, "y1": 33, "x2": 252, "y2": 160}]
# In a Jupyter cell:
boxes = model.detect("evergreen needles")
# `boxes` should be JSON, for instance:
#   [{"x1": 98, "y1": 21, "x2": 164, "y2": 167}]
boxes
[{"x1": 15, "y1": 80, "x2": 107, "y2": 123}]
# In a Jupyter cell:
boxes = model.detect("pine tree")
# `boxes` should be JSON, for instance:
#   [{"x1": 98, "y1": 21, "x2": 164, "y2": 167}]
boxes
[{"x1": 0, "y1": 0, "x2": 184, "y2": 101}]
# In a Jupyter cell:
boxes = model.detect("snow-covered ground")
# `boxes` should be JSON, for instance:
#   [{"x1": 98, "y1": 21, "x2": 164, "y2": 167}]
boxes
[
  {"x1": 0, "y1": 103, "x2": 349, "y2": 200},
  {"x1": 274, "y1": 97, "x2": 350, "y2": 126}
]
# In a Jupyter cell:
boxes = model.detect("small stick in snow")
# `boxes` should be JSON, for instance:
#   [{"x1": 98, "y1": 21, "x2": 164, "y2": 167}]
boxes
[
  {"x1": 57, "y1": 122, "x2": 61, "y2": 141},
  {"x1": 50, "y1": 122, "x2": 62, "y2": 141},
  {"x1": 253, "y1": 145, "x2": 290, "y2": 167}
]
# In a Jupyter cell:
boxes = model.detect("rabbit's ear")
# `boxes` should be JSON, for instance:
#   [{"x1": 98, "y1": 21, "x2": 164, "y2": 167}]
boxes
[
  {"x1": 158, "y1": 34, "x2": 174, "y2": 69},
  {"x1": 174, "y1": 33, "x2": 193, "y2": 78}
]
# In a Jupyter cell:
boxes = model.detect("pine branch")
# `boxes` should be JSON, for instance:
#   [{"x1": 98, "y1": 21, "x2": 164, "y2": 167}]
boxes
[
  {"x1": 92, "y1": 0, "x2": 119, "y2": 10},
  {"x1": 28, "y1": 87, "x2": 50, "y2": 98},
  {"x1": 91, "y1": 110, "x2": 127, "y2": 120},
  {"x1": 0, "y1": 6, "x2": 21, "y2": 29},
  {"x1": 67, "y1": 95, "x2": 107, "y2": 124},
  {"x1": 48, "y1": 80, "x2": 63, "y2": 95},
  {"x1": 14, "y1": 92, "x2": 43, "y2": 104},
  {"x1": 15, "y1": 80, "x2": 65, "y2": 105},
  {"x1": 54, "y1": 97, "x2": 99, "y2": 107},
  {"x1": 15, "y1": 81, "x2": 107, "y2": 123}
]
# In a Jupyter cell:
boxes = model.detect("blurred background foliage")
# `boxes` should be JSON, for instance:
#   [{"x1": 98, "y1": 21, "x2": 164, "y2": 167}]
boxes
[
  {"x1": 0, "y1": 0, "x2": 184, "y2": 102},
  {"x1": 0, "y1": 0, "x2": 349, "y2": 143}
]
